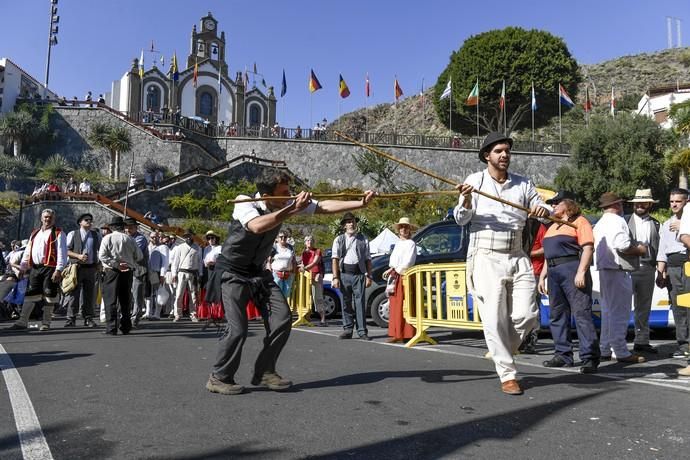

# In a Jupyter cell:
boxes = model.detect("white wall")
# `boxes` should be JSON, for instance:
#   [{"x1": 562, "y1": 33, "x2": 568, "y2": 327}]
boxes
[{"x1": 180, "y1": 71, "x2": 233, "y2": 123}]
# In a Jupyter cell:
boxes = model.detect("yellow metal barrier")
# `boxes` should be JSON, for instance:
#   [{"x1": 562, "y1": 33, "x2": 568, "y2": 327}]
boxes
[
  {"x1": 402, "y1": 262, "x2": 483, "y2": 347},
  {"x1": 290, "y1": 271, "x2": 314, "y2": 327},
  {"x1": 676, "y1": 262, "x2": 690, "y2": 308}
]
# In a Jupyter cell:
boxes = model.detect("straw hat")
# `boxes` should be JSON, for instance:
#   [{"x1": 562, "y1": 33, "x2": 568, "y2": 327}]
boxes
[
  {"x1": 392, "y1": 217, "x2": 418, "y2": 231},
  {"x1": 205, "y1": 230, "x2": 219, "y2": 239},
  {"x1": 628, "y1": 188, "x2": 658, "y2": 203}
]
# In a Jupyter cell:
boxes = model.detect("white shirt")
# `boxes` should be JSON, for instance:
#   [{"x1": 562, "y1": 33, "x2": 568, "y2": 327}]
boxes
[
  {"x1": 271, "y1": 245, "x2": 295, "y2": 271},
  {"x1": 203, "y1": 244, "x2": 221, "y2": 266},
  {"x1": 79, "y1": 181, "x2": 91, "y2": 193},
  {"x1": 454, "y1": 170, "x2": 544, "y2": 252},
  {"x1": 678, "y1": 202, "x2": 690, "y2": 237},
  {"x1": 21, "y1": 227, "x2": 67, "y2": 271},
  {"x1": 593, "y1": 212, "x2": 633, "y2": 270},
  {"x1": 658, "y1": 215, "x2": 687, "y2": 262},
  {"x1": 232, "y1": 193, "x2": 318, "y2": 230},
  {"x1": 632, "y1": 214, "x2": 652, "y2": 245},
  {"x1": 331, "y1": 233, "x2": 364, "y2": 265},
  {"x1": 389, "y1": 239, "x2": 417, "y2": 275}
]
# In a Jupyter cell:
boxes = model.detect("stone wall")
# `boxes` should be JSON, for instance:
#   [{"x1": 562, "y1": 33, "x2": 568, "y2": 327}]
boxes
[
  {"x1": 50, "y1": 107, "x2": 568, "y2": 190},
  {"x1": 218, "y1": 138, "x2": 568, "y2": 189},
  {"x1": 51, "y1": 107, "x2": 221, "y2": 180},
  {"x1": 18, "y1": 201, "x2": 136, "y2": 237}
]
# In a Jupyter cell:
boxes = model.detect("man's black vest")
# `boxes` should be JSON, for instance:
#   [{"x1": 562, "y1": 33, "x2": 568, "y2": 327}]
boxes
[
  {"x1": 68, "y1": 229, "x2": 100, "y2": 265},
  {"x1": 215, "y1": 215, "x2": 282, "y2": 277}
]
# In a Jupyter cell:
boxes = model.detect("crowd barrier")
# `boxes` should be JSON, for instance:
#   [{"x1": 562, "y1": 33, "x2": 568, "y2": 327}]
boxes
[
  {"x1": 289, "y1": 272, "x2": 314, "y2": 327},
  {"x1": 675, "y1": 262, "x2": 690, "y2": 309},
  {"x1": 402, "y1": 262, "x2": 483, "y2": 347}
]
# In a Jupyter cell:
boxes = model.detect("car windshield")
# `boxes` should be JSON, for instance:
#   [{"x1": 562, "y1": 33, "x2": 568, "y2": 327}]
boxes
[{"x1": 414, "y1": 224, "x2": 465, "y2": 256}]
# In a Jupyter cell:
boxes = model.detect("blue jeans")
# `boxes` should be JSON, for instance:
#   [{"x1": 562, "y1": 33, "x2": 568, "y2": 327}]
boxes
[
  {"x1": 273, "y1": 272, "x2": 294, "y2": 298},
  {"x1": 340, "y1": 272, "x2": 367, "y2": 336}
]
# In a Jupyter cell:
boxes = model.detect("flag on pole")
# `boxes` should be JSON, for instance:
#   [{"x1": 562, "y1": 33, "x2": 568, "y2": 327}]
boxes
[
  {"x1": 280, "y1": 69, "x2": 287, "y2": 97},
  {"x1": 160, "y1": 55, "x2": 165, "y2": 67},
  {"x1": 440, "y1": 78, "x2": 452, "y2": 100},
  {"x1": 584, "y1": 86, "x2": 592, "y2": 112},
  {"x1": 394, "y1": 79, "x2": 403, "y2": 100},
  {"x1": 339, "y1": 74, "x2": 351, "y2": 98},
  {"x1": 610, "y1": 86, "x2": 616, "y2": 116},
  {"x1": 499, "y1": 80, "x2": 506, "y2": 109},
  {"x1": 261, "y1": 78, "x2": 267, "y2": 88},
  {"x1": 559, "y1": 84, "x2": 575, "y2": 108},
  {"x1": 309, "y1": 69, "x2": 322, "y2": 93},
  {"x1": 253, "y1": 62, "x2": 257, "y2": 74},
  {"x1": 139, "y1": 49, "x2": 144, "y2": 78},
  {"x1": 531, "y1": 84, "x2": 537, "y2": 111},
  {"x1": 466, "y1": 80, "x2": 479, "y2": 106},
  {"x1": 150, "y1": 40, "x2": 155, "y2": 52},
  {"x1": 193, "y1": 58, "x2": 198, "y2": 88},
  {"x1": 172, "y1": 53, "x2": 179, "y2": 82},
  {"x1": 365, "y1": 73, "x2": 371, "y2": 97}
]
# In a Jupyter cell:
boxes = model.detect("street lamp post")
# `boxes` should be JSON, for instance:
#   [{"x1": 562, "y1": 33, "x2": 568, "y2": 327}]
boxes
[{"x1": 44, "y1": 0, "x2": 59, "y2": 97}]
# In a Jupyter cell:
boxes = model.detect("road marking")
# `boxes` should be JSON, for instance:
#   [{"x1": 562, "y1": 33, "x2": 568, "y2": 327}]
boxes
[
  {"x1": 0, "y1": 344, "x2": 54, "y2": 460},
  {"x1": 296, "y1": 328, "x2": 690, "y2": 393}
]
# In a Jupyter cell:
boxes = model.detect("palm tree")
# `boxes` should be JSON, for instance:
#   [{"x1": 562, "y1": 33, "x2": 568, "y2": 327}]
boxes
[
  {"x1": 0, "y1": 111, "x2": 36, "y2": 157},
  {"x1": 88, "y1": 123, "x2": 132, "y2": 179},
  {"x1": 0, "y1": 154, "x2": 35, "y2": 191},
  {"x1": 37, "y1": 154, "x2": 73, "y2": 183}
]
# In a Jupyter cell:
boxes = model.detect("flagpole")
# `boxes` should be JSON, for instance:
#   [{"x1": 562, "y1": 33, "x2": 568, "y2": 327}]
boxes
[
  {"x1": 531, "y1": 81, "x2": 535, "y2": 143},
  {"x1": 558, "y1": 84, "x2": 562, "y2": 144},
  {"x1": 449, "y1": 79, "x2": 452, "y2": 134},
  {"x1": 474, "y1": 77, "x2": 479, "y2": 138},
  {"x1": 421, "y1": 77, "x2": 425, "y2": 133}
]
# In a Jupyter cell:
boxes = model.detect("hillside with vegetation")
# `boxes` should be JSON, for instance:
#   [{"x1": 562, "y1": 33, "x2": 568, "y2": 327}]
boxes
[{"x1": 333, "y1": 47, "x2": 690, "y2": 139}]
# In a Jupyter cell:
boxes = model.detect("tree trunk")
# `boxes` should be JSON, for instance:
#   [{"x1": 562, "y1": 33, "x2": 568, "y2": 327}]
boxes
[
  {"x1": 680, "y1": 170, "x2": 688, "y2": 190},
  {"x1": 13, "y1": 139, "x2": 22, "y2": 157},
  {"x1": 109, "y1": 151, "x2": 116, "y2": 179},
  {"x1": 115, "y1": 150, "x2": 121, "y2": 179}
]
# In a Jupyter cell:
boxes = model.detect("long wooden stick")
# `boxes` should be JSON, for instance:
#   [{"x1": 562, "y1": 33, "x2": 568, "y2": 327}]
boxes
[
  {"x1": 334, "y1": 130, "x2": 577, "y2": 229},
  {"x1": 226, "y1": 190, "x2": 458, "y2": 204}
]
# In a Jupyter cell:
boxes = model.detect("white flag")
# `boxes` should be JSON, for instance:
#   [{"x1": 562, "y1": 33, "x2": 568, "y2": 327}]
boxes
[{"x1": 440, "y1": 78, "x2": 452, "y2": 100}]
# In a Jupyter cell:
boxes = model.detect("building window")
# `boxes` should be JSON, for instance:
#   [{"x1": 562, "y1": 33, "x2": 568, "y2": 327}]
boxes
[
  {"x1": 249, "y1": 104, "x2": 261, "y2": 126},
  {"x1": 146, "y1": 86, "x2": 161, "y2": 112},
  {"x1": 211, "y1": 43, "x2": 219, "y2": 59},
  {"x1": 197, "y1": 40, "x2": 205, "y2": 57},
  {"x1": 200, "y1": 92, "x2": 213, "y2": 117}
]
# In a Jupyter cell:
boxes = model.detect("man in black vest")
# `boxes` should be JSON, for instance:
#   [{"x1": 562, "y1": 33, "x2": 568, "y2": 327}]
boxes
[
  {"x1": 64, "y1": 213, "x2": 101, "y2": 327},
  {"x1": 331, "y1": 212, "x2": 373, "y2": 340},
  {"x1": 206, "y1": 169, "x2": 375, "y2": 395},
  {"x1": 626, "y1": 189, "x2": 661, "y2": 354}
]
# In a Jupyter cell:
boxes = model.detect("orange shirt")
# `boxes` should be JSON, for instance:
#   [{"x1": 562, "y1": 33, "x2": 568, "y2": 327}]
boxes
[{"x1": 542, "y1": 215, "x2": 593, "y2": 260}]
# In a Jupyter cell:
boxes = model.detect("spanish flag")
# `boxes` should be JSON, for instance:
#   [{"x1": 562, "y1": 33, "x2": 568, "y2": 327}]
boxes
[
  {"x1": 309, "y1": 69, "x2": 322, "y2": 93},
  {"x1": 394, "y1": 79, "x2": 403, "y2": 101},
  {"x1": 339, "y1": 74, "x2": 350, "y2": 98}
]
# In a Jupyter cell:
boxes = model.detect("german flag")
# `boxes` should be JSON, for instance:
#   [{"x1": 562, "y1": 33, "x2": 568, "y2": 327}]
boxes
[
  {"x1": 339, "y1": 74, "x2": 350, "y2": 98},
  {"x1": 309, "y1": 69, "x2": 322, "y2": 93}
]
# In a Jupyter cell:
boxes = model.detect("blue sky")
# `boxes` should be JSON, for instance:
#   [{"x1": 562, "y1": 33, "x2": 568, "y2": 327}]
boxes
[{"x1": 1, "y1": 0, "x2": 687, "y2": 128}]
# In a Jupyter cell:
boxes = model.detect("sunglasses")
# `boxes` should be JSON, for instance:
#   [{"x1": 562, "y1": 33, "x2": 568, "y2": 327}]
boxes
[
  {"x1": 278, "y1": 235, "x2": 287, "y2": 239},
  {"x1": 83, "y1": 218, "x2": 92, "y2": 222}
]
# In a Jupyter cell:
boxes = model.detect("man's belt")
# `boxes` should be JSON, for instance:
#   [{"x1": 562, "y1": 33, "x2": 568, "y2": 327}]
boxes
[
  {"x1": 179, "y1": 269, "x2": 198, "y2": 274},
  {"x1": 547, "y1": 255, "x2": 580, "y2": 267},
  {"x1": 667, "y1": 252, "x2": 688, "y2": 267},
  {"x1": 342, "y1": 263, "x2": 363, "y2": 274}
]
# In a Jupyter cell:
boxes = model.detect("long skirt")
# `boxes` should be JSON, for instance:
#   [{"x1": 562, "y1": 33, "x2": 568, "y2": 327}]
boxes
[{"x1": 387, "y1": 275, "x2": 415, "y2": 340}]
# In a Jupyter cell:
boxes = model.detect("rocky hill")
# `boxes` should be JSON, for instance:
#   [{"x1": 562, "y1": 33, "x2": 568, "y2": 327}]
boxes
[{"x1": 333, "y1": 47, "x2": 690, "y2": 136}]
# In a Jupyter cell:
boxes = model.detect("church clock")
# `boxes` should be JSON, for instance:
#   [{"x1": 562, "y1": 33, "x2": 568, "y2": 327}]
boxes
[{"x1": 204, "y1": 19, "x2": 215, "y2": 30}]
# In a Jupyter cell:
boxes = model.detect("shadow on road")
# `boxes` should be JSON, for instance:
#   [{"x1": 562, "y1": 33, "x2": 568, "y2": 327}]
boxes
[{"x1": 1, "y1": 350, "x2": 92, "y2": 369}]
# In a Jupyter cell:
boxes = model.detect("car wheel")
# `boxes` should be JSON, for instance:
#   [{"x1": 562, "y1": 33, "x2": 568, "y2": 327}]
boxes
[
  {"x1": 321, "y1": 290, "x2": 340, "y2": 318},
  {"x1": 370, "y1": 292, "x2": 389, "y2": 328}
]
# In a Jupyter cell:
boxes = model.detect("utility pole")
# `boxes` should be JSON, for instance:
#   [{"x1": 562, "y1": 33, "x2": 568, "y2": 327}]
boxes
[{"x1": 44, "y1": 0, "x2": 60, "y2": 97}]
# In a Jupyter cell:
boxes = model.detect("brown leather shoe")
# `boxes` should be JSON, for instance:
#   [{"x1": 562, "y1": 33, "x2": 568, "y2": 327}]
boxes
[
  {"x1": 501, "y1": 379, "x2": 523, "y2": 395},
  {"x1": 616, "y1": 354, "x2": 646, "y2": 364}
]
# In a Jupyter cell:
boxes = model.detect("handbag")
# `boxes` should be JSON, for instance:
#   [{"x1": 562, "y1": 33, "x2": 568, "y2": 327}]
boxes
[
  {"x1": 60, "y1": 263, "x2": 79, "y2": 294},
  {"x1": 276, "y1": 270, "x2": 291, "y2": 280}
]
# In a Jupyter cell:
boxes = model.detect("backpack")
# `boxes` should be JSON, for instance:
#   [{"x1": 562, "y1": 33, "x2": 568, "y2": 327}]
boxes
[{"x1": 60, "y1": 263, "x2": 79, "y2": 294}]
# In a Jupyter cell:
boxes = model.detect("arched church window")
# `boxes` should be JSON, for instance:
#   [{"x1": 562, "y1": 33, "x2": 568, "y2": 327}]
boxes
[
  {"x1": 249, "y1": 105, "x2": 261, "y2": 126},
  {"x1": 211, "y1": 43, "x2": 219, "y2": 59},
  {"x1": 146, "y1": 86, "x2": 161, "y2": 112},
  {"x1": 200, "y1": 92, "x2": 213, "y2": 117}
]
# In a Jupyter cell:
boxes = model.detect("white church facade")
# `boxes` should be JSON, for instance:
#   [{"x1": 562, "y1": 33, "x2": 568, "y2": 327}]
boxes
[{"x1": 109, "y1": 12, "x2": 276, "y2": 128}]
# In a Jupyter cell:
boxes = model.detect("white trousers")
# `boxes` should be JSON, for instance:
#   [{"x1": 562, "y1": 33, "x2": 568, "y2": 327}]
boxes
[
  {"x1": 467, "y1": 249, "x2": 539, "y2": 382},
  {"x1": 598, "y1": 269, "x2": 633, "y2": 358},
  {"x1": 174, "y1": 272, "x2": 198, "y2": 318}
]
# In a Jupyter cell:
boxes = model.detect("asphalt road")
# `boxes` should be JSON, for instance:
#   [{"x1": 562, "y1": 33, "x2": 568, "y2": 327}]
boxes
[{"x1": 1, "y1": 317, "x2": 689, "y2": 460}]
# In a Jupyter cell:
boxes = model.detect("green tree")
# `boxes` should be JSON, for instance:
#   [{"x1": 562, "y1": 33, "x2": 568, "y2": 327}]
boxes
[
  {"x1": 0, "y1": 110, "x2": 36, "y2": 156},
  {"x1": 554, "y1": 112, "x2": 674, "y2": 208},
  {"x1": 88, "y1": 123, "x2": 132, "y2": 179},
  {"x1": 435, "y1": 27, "x2": 580, "y2": 135},
  {"x1": 668, "y1": 100, "x2": 690, "y2": 188},
  {"x1": 352, "y1": 150, "x2": 399, "y2": 192},
  {"x1": 0, "y1": 154, "x2": 35, "y2": 191},
  {"x1": 167, "y1": 192, "x2": 210, "y2": 219}
]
